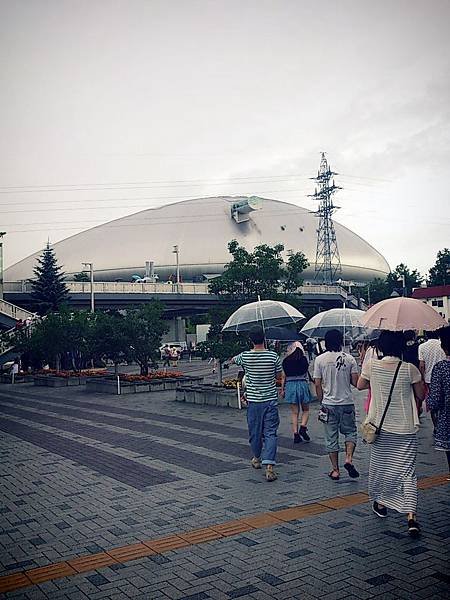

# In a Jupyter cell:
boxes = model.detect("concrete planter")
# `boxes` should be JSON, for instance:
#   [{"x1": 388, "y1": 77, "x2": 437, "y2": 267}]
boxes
[
  {"x1": 33, "y1": 375, "x2": 68, "y2": 387},
  {"x1": 34, "y1": 375, "x2": 90, "y2": 387},
  {"x1": 176, "y1": 385, "x2": 239, "y2": 409},
  {"x1": 177, "y1": 376, "x2": 204, "y2": 387},
  {"x1": 1, "y1": 374, "x2": 33, "y2": 384},
  {"x1": 86, "y1": 377, "x2": 154, "y2": 395}
]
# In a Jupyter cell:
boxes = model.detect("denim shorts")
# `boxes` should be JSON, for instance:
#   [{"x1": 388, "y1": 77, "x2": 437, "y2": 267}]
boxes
[
  {"x1": 322, "y1": 404, "x2": 357, "y2": 452},
  {"x1": 284, "y1": 379, "x2": 312, "y2": 406}
]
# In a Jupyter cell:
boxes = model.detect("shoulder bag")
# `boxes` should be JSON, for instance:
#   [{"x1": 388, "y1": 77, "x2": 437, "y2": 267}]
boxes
[{"x1": 361, "y1": 360, "x2": 402, "y2": 444}]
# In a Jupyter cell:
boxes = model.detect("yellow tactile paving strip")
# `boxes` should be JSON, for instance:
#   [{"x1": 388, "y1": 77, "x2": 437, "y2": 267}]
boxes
[{"x1": 0, "y1": 474, "x2": 448, "y2": 594}]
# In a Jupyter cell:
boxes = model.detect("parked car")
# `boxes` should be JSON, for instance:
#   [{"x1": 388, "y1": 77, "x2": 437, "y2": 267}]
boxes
[{"x1": 132, "y1": 276, "x2": 159, "y2": 283}]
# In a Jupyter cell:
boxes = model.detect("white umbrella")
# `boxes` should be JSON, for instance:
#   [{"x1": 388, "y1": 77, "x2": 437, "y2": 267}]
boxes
[
  {"x1": 222, "y1": 299, "x2": 305, "y2": 333},
  {"x1": 301, "y1": 307, "x2": 368, "y2": 340}
]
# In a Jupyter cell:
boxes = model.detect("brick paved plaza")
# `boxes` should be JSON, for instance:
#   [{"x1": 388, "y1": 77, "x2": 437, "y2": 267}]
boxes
[{"x1": 0, "y1": 360, "x2": 449, "y2": 599}]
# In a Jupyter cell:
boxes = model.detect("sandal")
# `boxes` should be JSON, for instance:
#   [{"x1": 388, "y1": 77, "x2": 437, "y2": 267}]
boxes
[
  {"x1": 328, "y1": 470, "x2": 340, "y2": 481},
  {"x1": 344, "y1": 463, "x2": 360, "y2": 478}
]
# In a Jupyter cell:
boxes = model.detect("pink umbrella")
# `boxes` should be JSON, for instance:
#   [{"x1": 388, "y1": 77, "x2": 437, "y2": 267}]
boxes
[{"x1": 361, "y1": 297, "x2": 447, "y2": 332}]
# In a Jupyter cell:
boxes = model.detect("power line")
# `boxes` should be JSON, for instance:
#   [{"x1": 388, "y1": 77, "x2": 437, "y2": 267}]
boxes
[
  {"x1": 0, "y1": 174, "x2": 313, "y2": 194},
  {"x1": 0, "y1": 172, "x2": 391, "y2": 195}
]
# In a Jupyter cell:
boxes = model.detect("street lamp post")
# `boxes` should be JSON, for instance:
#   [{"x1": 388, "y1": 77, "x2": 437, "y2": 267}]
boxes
[
  {"x1": 173, "y1": 245, "x2": 180, "y2": 284},
  {"x1": 0, "y1": 232, "x2": 5, "y2": 300},
  {"x1": 82, "y1": 262, "x2": 94, "y2": 312}
]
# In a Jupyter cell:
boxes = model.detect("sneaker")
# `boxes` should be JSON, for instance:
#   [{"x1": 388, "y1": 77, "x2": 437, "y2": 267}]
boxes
[
  {"x1": 408, "y1": 519, "x2": 421, "y2": 537},
  {"x1": 293, "y1": 433, "x2": 301, "y2": 444},
  {"x1": 299, "y1": 426, "x2": 310, "y2": 442},
  {"x1": 251, "y1": 457, "x2": 262, "y2": 469},
  {"x1": 266, "y1": 465, "x2": 277, "y2": 482},
  {"x1": 372, "y1": 501, "x2": 388, "y2": 518}
]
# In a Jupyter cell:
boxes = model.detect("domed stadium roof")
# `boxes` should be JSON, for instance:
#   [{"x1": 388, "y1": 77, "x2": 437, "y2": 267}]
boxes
[{"x1": 5, "y1": 196, "x2": 390, "y2": 283}]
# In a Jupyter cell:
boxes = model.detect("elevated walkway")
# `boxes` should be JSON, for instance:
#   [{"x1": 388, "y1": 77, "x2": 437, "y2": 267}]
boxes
[
  {"x1": 4, "y1": 282, "x2": 357, "y2": 313},
  {"x1": 0, "y1": 299, "x2": 36, "y2": 329}
]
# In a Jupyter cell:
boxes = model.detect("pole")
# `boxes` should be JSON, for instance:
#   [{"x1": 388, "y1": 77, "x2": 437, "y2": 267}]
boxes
[
  {"x1": 0, "y1": 232, "x2": 5, "y2": 300},
  {"x1": 173, "y1": 245, "x2": 180, "y2": 284},
  {"x1": 90, "y1": 263, "x2": 94, "y2": 312},
  {"x1": 82, "y1": 262, "x2": 95, "y2": 312}
]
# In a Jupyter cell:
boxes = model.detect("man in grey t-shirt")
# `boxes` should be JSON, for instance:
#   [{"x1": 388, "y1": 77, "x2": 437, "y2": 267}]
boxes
[{"x1": 313, "y1": 329, "x2": 359, "y2": 481}]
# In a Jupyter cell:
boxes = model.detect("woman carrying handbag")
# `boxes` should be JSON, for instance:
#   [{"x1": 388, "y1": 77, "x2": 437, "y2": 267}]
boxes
[{"x1": 357, "y1": 331, "x2": 425, "y2": 537}]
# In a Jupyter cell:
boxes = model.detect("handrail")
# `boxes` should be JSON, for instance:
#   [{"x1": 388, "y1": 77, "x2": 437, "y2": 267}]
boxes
[
  {"x1": 4, "y1": 281, "x2": 348, "y2": 297},
  {"x1": 0, "y1": 299, "x2": 36, "y2": 320}
]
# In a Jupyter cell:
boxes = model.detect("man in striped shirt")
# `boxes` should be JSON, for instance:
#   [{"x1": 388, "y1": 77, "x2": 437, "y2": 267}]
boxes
[{"x1": 232, "y1": 326, "x2": 282, "y2": 482}]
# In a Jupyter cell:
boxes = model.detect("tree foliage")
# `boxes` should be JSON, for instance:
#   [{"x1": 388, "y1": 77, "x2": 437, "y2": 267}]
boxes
[
  {"x1": 209, "y1": 240, "x2": 308, "y2": 302},
  {"x1": 386, "y1": 263, "x2": 423, "y2": 296},
  {"x1": 360, "y1": 263, "x2": 424, "y2": 305},
  {"x1": 8, "y1": 302, "x2": 169, "y2": 374},
  {"x1": 123, "y1": 302, "x2": 169, "y2": 375},
  {"x1": 30, "y1": 243, "x2": 69, "y2": 314},
  {"x1": 202, "y1": 241, "x2": 309, "y2": 381},
  {"x1": 196, "y1": 306, "x2": 248, "y2": 383},
  {"x1": 428, "y1": 248, "x2": 450, "y2": 286},
  {"x1": 92, "y1": 312, "x2": 131, "y2": 374},
  {"x1": 73, "y1": 271, "x2": 90, "y2": 282}
]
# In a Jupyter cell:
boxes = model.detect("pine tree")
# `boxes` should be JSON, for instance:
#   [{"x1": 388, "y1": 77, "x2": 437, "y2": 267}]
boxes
[{"x1": 31, "y1": 243, "x2": 69, "y2": 314}]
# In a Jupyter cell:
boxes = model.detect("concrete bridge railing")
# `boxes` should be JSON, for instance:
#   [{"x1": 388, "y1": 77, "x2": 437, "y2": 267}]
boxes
[{"x1": 4, "y1": 281, "x2": 348, "y2": 298}]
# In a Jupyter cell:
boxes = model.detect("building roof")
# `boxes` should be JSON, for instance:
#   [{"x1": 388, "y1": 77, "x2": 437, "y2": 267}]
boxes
[
  {"x1": 412, "y1": 285, "x2": 450, "y2": 299},
  {"x1": 4, "y1": 196, "x2": 391, "y2": 283}
]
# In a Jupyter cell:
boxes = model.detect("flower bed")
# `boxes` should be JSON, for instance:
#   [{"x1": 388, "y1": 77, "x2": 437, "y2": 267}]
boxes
[
  {"x1": 85, "y1": 374, "x2": 203, "y2": 395},
  {"x1": 33, "y1": 369, "x2": 107, "y2": 387},
  {"x1": 119, "y1": 371, "x2": 182, "y2": 382}
]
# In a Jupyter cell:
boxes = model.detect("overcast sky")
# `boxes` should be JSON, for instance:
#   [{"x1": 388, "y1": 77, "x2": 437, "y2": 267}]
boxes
[{"x1": 1, "y1": 0, "x2": 449, "y2": 277}]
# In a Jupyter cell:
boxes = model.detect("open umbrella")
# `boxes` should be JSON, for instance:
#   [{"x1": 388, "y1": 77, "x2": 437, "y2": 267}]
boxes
[
  {"x1": 300, "y1": 307, "x2": 367, "y2": 340},
  {"x1": 360, "y1": 297, "x2": 447, "y2": 331},
  {"x1": 222, "y1": 299, "x2": 305, "y2": 333}
]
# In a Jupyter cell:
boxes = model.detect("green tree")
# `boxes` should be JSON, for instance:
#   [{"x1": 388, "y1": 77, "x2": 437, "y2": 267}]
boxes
[
  {"x1": 92, "y1": 312, "x2": 131, "y2": 374},
  {"x1": 29, "y1": 312, "x2": 68, "y2": 370},
  {"x1": 73, "y1": 271, "x2": 89, "y2": 282},
  {"x1": 30, "y1": 243, "x2": 69, "y2": 314},
  {"x1": 196, "y1": 306, "x2": 247, "y2": 383},
  {"x1": 124, "y1": 301, "x2": 169, "y2": 375},
  {"x1": 209, "y1": 240, "x2": 308, "y2": 301},
  {"x1": 428, "y1": 248, "x2": 450, "y2": 286},
  {"x1": 362, "y1": 277, "x2": 391, "y2": 305},
  {"x1": 387, "y1": 263, "x2": 423, "y2": 297},
  {"x1": 282, "y1": 251, "x2": 310, "y2": 295},
  {"x1": 63, "y1": 310, "x2": 96, "y2": 370}
]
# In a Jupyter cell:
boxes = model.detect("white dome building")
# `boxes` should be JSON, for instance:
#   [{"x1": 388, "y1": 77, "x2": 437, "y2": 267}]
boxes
[{"x1": 5, "y1": 196, "x2": 390, "y2": 283}]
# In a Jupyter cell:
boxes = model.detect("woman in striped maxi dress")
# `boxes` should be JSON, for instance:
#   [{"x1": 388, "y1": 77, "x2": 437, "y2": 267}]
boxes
[{"x1": 357, "y1": 331, "x2": 425, "y2": 536}]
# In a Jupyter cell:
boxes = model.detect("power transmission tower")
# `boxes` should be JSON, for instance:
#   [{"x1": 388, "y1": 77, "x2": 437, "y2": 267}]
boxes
[{"x1": 309, "y1": 152, "x2": 342, "y2": 284}]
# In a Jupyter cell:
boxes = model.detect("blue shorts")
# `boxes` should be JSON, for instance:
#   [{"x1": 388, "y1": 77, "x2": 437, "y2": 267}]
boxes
[{"x1": 284, "y1": 379, "x2": 312, "y2": 406}]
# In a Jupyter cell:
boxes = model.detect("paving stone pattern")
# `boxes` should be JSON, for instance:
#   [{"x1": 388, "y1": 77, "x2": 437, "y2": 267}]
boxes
[{"x1": 0, "y1": 360, "x2": 449, "y2": 599}]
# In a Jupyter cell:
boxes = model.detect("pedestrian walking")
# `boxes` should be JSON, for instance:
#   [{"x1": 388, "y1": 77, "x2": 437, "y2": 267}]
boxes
[
  {"x1": 313, "y1": 329, "x2": 360, "y2": 481},
  {"x1": 403, "y1": 330, "x2": 420, "y2": 369},
  {"x1": 281, "y1": 342, "x2": 312, "y2": 443},
  {"x1": 169, "y1": 346, "x2": 179, "y2": 367},
  {"x1": 418, "y1": 330, "x2": 446, "y2": 411},
  {"x1": 357, "y1": 331, "x2": 425, "y2": 536},
  {"x1": 427, "y1": 326, "x2": 450, "y2": 480},
  {"x1": 305, "y1": 337, "x2": 316, "y2": 361},
  {"x1": 231, "y1": 325, "x2": 282, "y2": 482},
  {"x1": 361, "y1": 339, "x2": 381, "y2": 413},
  {"x1": 162, "y1": 345, "x2": 171, "y2": 369}
]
